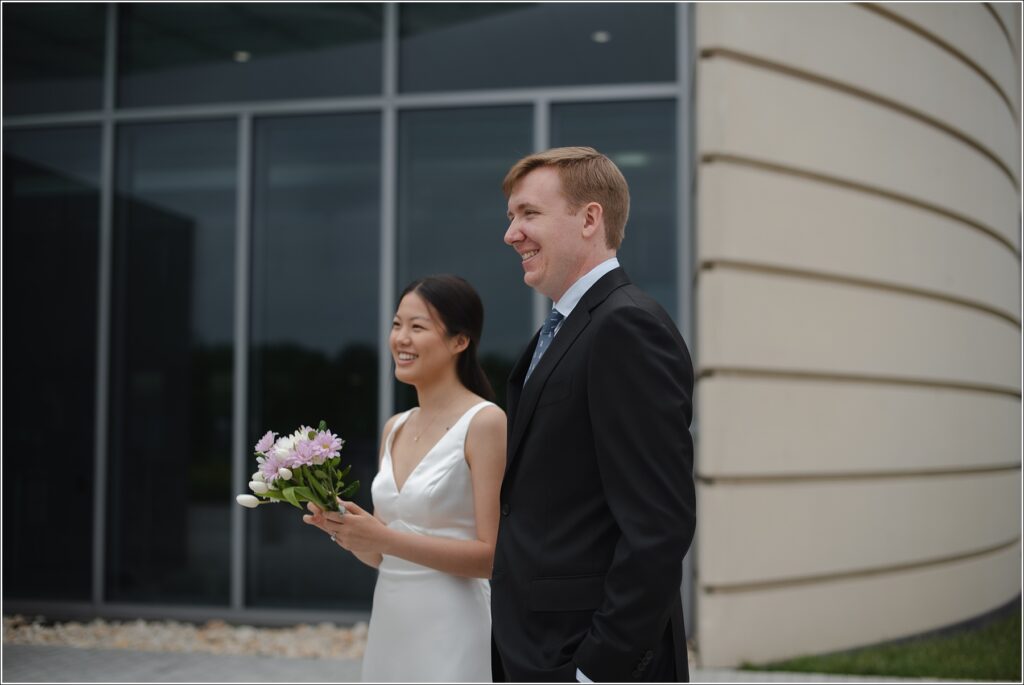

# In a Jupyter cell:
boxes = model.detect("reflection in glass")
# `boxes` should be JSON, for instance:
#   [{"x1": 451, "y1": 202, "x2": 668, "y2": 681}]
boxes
[
  {"x1": 400, "y1": 4, "x2": 675, "y2": 93},
  {"x1": 247, "y1": 113, "x2": 381, "y2": 610},
  {"x1": 118, "y1": 4, "x2": 383, "y2": 108},
  {"x1": 552, "y1": 100, "x2": 678, "y2": 319},
  {"x1": 3, "y1": 128, "x2": 101, "y2": 599},
  {"x1": 397, "y1": 107, "x2": 533, "y2": 410},
  {"x1": 2, "y1": 4, "x2": 106, "y2": 115},
  {"x1": 108, "y1": 120, "x2": 236, "y2": 604}
]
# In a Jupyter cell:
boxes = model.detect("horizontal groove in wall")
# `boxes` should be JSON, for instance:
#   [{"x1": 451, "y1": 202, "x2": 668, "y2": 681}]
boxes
[
  {"x1": 858, "y1": 2, "x2": 1018, "y2": 123},
  {"x1": 699, "y1": 259, "x2": 1021, "y2": 328},
  {"x1": 700, "y1": 154, "x2": 1021, "y2": 259},
  {"x1": 697, "y1": 368, "x2": 1022, "y2": 400},
  {"x1": 699, "y1": 48, "x2": 1018, "y2": 190},
  {"x1": 702, "y1": 538, "x2": 1020, "y2": 595},
  {"x1": 983, "y1": 2, "x2": 1018, "y2": 63},
  {"x1": 697, "y1": 463, "x2": 1021, "y2": 486}
]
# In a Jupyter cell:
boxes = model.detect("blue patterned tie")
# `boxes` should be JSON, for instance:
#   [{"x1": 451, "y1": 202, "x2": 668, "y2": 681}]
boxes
[{"x1": 525, "y1": 308, "x2": 565, "y2": 384}]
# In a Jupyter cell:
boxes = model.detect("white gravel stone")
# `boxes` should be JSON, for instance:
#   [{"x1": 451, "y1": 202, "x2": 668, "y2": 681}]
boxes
[{"x1": 3, "y1": 615, "x2": 366, "y2": 660}]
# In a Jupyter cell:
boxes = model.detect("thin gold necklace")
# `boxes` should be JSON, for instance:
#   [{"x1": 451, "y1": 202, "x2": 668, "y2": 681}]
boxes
[{"x1": 412, "y1": 398, "x2": 456, "y2": 442}]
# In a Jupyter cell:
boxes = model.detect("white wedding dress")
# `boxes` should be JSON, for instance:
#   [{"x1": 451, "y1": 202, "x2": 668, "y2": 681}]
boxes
[{"x1": 360, "y1": 401, "x2": 494, "y2": 683}]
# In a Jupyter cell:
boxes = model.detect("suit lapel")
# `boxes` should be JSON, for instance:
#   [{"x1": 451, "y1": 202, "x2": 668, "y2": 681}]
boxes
[{"x1": 505, "y1": 268, "x2": 631, "y2": 474}]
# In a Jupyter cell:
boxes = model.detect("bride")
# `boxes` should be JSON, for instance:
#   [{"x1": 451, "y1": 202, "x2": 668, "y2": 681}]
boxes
[{"x1": 303, "y1": 274, "x2": 506, "y2": 682}]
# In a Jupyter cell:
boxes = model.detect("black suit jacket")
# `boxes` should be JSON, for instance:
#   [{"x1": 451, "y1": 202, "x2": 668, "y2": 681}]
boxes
[{"x1": 491, "y1": 267, "x2": 696, "y2": 682}]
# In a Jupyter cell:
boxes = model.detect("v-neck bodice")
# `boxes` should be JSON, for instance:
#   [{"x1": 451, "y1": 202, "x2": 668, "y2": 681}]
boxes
[{"x1": 371, "y1": 401, "x2": 494, "y2": 559}]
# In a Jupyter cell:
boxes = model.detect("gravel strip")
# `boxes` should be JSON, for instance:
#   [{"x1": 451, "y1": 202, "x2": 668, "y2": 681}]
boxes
[{"x1": 3, "y1": 615, "x2": 366, "y2": 660}]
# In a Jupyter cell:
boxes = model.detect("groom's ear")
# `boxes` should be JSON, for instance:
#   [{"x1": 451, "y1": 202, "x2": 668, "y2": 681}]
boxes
[{"x1": 580, "y1": 201, "x2": 604, "y2": 241}]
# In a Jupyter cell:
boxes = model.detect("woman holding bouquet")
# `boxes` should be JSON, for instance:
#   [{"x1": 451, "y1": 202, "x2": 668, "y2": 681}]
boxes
[{"x1": 303, "y1": 274, "x2": 505, "y2": 682}]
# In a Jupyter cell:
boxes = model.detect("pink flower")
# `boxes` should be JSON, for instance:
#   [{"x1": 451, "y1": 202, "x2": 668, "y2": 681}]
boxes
[
  {"x1": 313, "y1": 430, "x2": 344, "y2": 462},
  {"x1": 291, "y1": 439, "x2": 317, "y2": 468},
  {"x1": 254, "y1": 430, "x2": 277, "y2": 454},
  {"x1": 258, "y1": 452, "x2": 289, "y2": 484}
]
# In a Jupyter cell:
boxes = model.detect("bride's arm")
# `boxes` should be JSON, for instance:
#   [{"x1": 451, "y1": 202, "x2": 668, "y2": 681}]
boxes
[
  {"x1": 325, "y1": 405, "x2": 507, "y2": 579},
  {"x1": 303, "y1": 413, "x2": 401, "y2": 570}
]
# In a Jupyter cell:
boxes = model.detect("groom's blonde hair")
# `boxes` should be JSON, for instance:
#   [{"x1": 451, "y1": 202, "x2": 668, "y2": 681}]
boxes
[{"x1": 502, "y1": 146, "x2": 630, "y2": 250}]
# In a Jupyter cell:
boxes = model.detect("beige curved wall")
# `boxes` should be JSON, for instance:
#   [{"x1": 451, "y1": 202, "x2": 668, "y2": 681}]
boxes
[{"x1": 694, "y1": 2, "x2": 1022, "y2": 667}]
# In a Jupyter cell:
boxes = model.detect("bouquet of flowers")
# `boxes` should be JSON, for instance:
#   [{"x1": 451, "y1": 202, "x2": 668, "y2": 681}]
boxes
[{"x1": 235, "y1": 420, "x2": 359, "y2": 513}]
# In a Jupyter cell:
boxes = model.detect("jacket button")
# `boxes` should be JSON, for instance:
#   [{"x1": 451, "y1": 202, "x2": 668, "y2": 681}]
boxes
[{"x1": 501, "y1": 503, "x2": 510, "y2": 516}]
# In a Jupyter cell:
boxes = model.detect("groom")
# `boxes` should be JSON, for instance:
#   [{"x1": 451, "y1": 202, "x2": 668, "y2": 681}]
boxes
[{"x1": 491, "y1": 147, "x2": 696, "y2": 682}]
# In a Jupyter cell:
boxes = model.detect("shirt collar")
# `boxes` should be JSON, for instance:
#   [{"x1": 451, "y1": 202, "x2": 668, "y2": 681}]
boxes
[{"x1": 553, "y1": 257, "x2": 620, "y2": 320}]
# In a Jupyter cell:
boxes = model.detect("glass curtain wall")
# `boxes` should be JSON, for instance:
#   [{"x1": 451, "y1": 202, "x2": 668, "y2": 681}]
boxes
[
  {"x1": 2, "y1": 128, "x2": 102, "y2": 600},
  {"x1": 107, "y1": 121, "x2": 237, "y2": 604},
  {"x1": 247, "y1": 113, "x2": 381, "y2": 609},
  {"x1": 2, "y1": 2, "x2": 684, "y2": 619},
  {"x1": 396, "y1": 107, "x2": 533, "y2": 409}
]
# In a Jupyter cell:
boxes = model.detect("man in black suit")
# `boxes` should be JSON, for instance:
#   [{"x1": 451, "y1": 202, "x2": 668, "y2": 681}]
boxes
[{"x1": 491, "y1": 147, "x2": 696, "y2": 682}]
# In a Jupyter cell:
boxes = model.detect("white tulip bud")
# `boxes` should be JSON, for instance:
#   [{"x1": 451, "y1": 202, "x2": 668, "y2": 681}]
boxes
[
  {"x1": 236, "y1": 494, "x2": 262, "y2": 508},
  {"x1": 249, "y1": 481, "x2": 269, "y2": 494},
  {"x1": 277, "y1": 467, "x2": 293, "y2": 480},
  {"x1": 252, "y1": 471, "x2": 264, "y2": 482}
]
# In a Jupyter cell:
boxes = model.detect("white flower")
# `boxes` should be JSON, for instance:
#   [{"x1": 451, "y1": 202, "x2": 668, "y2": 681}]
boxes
[
  {"x1": 236, "y1": 494, "x2": 262, "y2": 508},
  {"x1": 277, "y1": 467, "x2": 293, "y2": 481},
  {"x1": 273, "y1": 435, "x2": 296, "y2": 456},
  {"x1": 252, "y1": 471, "x2": 264, "y2": 482},
  {"x1": 249, "y1": 481, "x2": 269, "y2": 494}
]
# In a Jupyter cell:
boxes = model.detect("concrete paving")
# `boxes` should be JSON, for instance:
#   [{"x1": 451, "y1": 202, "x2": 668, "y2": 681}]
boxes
[{"x1": 2, "y1": 643, "x2": 972, "y2": 683}]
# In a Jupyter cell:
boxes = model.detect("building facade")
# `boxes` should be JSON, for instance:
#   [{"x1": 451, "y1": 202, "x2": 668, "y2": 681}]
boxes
[{"x1": 3, "y1": 2, "x2": 1020, "y2": 668}]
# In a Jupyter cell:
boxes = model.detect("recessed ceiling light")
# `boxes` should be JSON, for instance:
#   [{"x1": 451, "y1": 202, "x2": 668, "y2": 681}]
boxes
[
  {"x1": 234, "y1": 51, "x2": 251, "y2": 63},
  {"x1": 591, "y1": 31, "x2": 611, "y2": 44}
]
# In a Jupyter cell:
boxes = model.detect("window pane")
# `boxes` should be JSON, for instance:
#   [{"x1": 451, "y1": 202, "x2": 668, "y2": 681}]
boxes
[
  {"x1": 552, "y1": 100, "x2": 678, "y2": 318},
  {"x1": 108, "y1": 120, "x2": 236, "y2": 604},
  {"x1": 2, "y1": 127, "x2": 100, "y2": 600},
  {"x1": 397, "y1": 107, "x2": 533, "y2": 409},
  {"x1": 2, "y1": 4, "x2": 106, "y2": 115},
  {"x1": 247, "y1": 113, "x2": 381, "y2": 610},
  {"x1": 400, "y1": 4, "x2": 675, "y2": 93},
  {"x1": 118, "y1": 4, "x2": 383, "y2": 108}
]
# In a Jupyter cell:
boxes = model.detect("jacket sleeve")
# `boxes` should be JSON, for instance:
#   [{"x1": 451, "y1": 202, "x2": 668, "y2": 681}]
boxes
[{"x1": 573, "y1": 305, "x2": 696, "y2": 681}]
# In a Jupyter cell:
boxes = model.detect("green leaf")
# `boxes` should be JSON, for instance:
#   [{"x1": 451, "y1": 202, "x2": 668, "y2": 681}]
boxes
[
  {"x1": 318, "y1": 420, "x2": 327, "y2": 432},
  {"x1": 338, "y1": 480, "x2": 360, "y2": 499},
  {"x1": 307, "y1": 474, "x2": 329, "y2": 500},
  {"x1": 337, "y1": 464, "x2": 351, "y2": 480},
  {"x1": 281, "y1": 487, "x2": 302, "y2": 510}
]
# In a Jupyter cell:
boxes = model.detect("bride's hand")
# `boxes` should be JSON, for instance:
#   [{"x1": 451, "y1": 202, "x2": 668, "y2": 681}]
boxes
[{"x1": 324, "y1": 500, "x2": 392, "y2": 555}]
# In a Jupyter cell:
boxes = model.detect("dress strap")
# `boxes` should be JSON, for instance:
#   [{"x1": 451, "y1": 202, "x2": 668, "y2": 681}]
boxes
[{"x1": 385, "y1": 409, "x2": 415, "y2": 456}]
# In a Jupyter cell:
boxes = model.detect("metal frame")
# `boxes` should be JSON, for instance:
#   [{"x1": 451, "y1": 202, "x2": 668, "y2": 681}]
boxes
[{"x1": 5, "y1": 2, "x2": 698, "y2": 628}]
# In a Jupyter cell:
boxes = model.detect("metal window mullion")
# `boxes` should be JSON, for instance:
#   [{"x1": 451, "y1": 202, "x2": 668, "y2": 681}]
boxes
[
  {"x1": 230, "y1": 113, "x2": 253, "y2": 611},
  {"x1": 2, "y1": 84, "x2": 681, "y2": 130},
  {"x1": 378, "y1": 3, "x2": 398, "y2": 428},
  {"x1": 677, "y1": 2, "x2": 697, "y2": 641},
  {"x1": 91, "y1": 0, "x2": 118, "y2": 609},
  {"x1": 531, "y1": 99, "x2": 551, "y2": 330}
]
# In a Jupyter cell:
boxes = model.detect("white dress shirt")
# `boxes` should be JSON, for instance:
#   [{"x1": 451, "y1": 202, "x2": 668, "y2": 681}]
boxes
[{"x1": 551, "y1": 257, "x2": 620, "y2": 336}]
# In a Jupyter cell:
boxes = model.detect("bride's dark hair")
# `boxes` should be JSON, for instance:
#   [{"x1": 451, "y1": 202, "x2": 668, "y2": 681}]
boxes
[{"x1": 398, "y1": 275, "x2": 495, "y2": 402}]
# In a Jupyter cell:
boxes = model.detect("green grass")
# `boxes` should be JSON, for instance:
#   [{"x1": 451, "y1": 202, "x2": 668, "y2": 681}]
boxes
[{"x1": 742, "y1": 611, "x2": 1021, "y2": 681}]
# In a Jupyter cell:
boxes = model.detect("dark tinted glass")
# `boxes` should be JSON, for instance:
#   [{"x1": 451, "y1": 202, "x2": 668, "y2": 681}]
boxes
[
  {"x1": 2, "y1": 128, "x2": 101, "y2": 599},
  {"x1": 552, "y1": 100, "x2": 678, "y2": 318},
  {"x1": 2, "y1": 4, "x2": 106, "y2": 115},
  {"x1": 247, "y1": 113, "x2": 381, "y2": 610},
  {"x1": 108, "y1": 120, "x2": 236, "y2": 604},
  {"x1": 397, "y1": 107, "x2": 533, "y2": 409},
  {"x1": 118, "y1": 4, "x2": 383, "y2": 108},
  {"x1": 400, "y1": 4, "x2": 675, "y2": 93}
]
